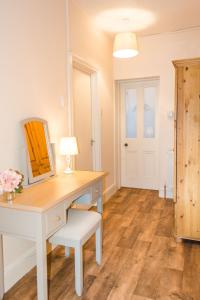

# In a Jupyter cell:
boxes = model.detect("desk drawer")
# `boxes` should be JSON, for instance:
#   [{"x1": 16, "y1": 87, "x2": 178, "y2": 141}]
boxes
[
  {"x1": 45, "y1": 203, "x2": 66, "y2": 236},
  {"x1": 92, "y1": 181, "x2": 102, "y2": 202}
]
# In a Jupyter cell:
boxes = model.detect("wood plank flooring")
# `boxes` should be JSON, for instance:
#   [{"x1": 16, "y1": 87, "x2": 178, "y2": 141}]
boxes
[{"x1": 4, "y1": 188, "x2": 200, "y2": 300}]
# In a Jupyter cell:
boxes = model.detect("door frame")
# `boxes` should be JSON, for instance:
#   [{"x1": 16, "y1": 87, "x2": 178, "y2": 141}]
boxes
[
  {"x1": 115, "y1": 76, "x2": 160, "y2": 189},
  {"x1": 67, "y1": 53, "x2": 101, "y2": 171}
]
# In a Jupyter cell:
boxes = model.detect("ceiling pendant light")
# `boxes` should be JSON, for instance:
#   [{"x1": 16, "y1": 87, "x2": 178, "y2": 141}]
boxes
[{"x1": 113, "y1": 32, "x2": 139, "y2": 58}]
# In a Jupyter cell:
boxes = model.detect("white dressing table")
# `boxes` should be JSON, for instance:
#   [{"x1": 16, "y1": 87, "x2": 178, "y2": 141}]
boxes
[{"x1": 0, "y1": 170, "x2": 105, "y2": 300}]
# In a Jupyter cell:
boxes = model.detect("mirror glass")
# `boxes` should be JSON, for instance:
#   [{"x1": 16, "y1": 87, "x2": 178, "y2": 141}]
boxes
[{"x1": 22, "y1": 118, "x2": 55, "y2": 184}]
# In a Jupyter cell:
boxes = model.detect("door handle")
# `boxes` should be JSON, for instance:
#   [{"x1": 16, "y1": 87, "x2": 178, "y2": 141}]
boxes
[
  {"x1": 91, "y1": 139, "x2": 95, "y2": 146},
  {"x1": 124, "y1": 143, "x2": 128, "y2": 147}
]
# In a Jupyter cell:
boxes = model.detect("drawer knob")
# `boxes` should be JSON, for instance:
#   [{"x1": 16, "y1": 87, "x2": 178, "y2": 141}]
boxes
[{"x1": 56, "y1": 216, "x2": 61, "y2": 221}]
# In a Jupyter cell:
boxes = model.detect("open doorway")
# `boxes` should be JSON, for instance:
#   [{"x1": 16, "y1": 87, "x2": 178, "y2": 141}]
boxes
[
  {"x1": 73, "y1": 67, "x2": 93, "y2": 170},
  {"x1": 68, "y1": 55, "x2": 101, "y2": 171}
]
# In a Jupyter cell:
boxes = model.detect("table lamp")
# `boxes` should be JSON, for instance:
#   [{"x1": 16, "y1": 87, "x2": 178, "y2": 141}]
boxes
[{"x1": 60, "y1": 137, "x2": 79, "y2": 174}]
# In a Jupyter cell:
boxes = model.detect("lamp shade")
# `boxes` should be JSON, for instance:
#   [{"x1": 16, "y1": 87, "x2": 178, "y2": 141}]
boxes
[
  {"x1": 60, "y1": 137, "x2": 78, "y2": 156},
  {"x1": 113, "y1": 32, "x2": 139, "y2": 58}
]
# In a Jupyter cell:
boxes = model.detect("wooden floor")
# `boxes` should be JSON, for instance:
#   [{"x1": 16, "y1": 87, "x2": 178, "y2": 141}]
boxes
[{"x1": 4, "y1": 188, "x2": 200, "y2": 300}]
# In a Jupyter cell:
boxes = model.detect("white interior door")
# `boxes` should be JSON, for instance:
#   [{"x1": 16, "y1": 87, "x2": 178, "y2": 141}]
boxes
[
  {"x1": 73, "y1": 67, "x2": 93, "y2": 170},
  {"x1": 120, "y1": 79, "x2": 159, "y2": 190}
]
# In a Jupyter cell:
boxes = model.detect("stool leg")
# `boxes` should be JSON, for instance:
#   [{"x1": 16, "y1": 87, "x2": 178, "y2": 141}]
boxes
[
  {"x1": 95, "y1": 222, "x2": 102, "y2": 265},
  {"x1": 65, "y1": 247, "x2": 70, "y2": 257},
  {"x1": 97, "y1": 196, "x2": 103, "y2": 214},
  {"x1": 74, "y1": 245, "x2": 83, "y2": 296}
]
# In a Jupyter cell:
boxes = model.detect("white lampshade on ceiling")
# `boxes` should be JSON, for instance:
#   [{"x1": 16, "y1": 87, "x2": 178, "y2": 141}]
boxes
[
  {"x1": 60, "y1": 137, "x2": 78, "y2": 156},
  {"x1": 113, "y1": 32, "x2": 139, "y2": 58}
]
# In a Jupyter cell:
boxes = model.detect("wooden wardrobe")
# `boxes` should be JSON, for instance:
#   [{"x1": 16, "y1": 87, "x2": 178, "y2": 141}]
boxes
[{"x1": 173, "y1": 58, "x2": 200, "y2": 241}]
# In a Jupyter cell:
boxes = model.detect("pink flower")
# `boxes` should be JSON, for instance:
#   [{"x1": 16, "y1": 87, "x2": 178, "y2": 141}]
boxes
[{"x1": 0, "y1": 169, "x2": 22, "y2": 192}]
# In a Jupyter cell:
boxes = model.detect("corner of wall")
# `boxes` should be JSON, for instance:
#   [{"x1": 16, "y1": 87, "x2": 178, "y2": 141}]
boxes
[{"x1": 159, "y1": 187, "x2": 173, "y2": 199}]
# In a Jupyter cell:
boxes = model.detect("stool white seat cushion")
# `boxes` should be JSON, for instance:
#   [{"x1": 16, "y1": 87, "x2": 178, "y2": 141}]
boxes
[{"x1": 49, "y1": 209, "x2": 101, "y2": 247}]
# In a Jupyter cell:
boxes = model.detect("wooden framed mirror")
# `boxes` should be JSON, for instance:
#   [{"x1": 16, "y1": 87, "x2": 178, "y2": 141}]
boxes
[{"x1": 22, "y1": 118, "x2": 55, "y2": 184}]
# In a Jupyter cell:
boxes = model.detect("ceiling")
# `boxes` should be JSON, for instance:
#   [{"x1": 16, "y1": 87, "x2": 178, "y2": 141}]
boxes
[{"x1": 75, "y1": 0, "x2": 200, "y2": 36}]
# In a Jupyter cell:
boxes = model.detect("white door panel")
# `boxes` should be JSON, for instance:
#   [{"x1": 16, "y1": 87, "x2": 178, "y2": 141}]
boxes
[
  {"x1": 120, "y1": 79, "x2": 159, "y2": 190},
  {"x1": 125, "y1": 150, "x2": 139, "y2": 185},
  {"x1": 142, "y1": 151, "x2": 157, "y2": 189}
]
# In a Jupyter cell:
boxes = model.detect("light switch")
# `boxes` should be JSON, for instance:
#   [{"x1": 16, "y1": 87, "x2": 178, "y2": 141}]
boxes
[
  {"x1": 60, "y1": 96, "x2": 65, "y2": 108},
  {"x1": 168, "y1": 111, "x2": 174, "y2": 119}
]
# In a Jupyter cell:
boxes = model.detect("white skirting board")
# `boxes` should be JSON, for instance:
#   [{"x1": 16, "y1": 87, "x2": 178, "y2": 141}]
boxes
[
  {"x1": 103, "y1": 184, "x2": 118, "y2": 203},
  {"x1": 4, "y1": 183, "x2": 118, "y2": 292},
  {"x1": 4, "y1": 242, "x2": 58, "y2": 292},
  {"x1": 4, "y1": 246, "x2": 36, "y2": 292}
]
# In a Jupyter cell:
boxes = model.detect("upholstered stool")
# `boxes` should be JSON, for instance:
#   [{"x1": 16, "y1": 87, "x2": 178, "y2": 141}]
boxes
[{"x1": 49, "y1": 208, "x2": 102, "y2": 296}]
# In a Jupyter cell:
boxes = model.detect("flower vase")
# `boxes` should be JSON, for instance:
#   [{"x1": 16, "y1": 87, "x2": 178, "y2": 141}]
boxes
[{"x1": 4, "y1": 191, "x2": 16, "y2": 202}]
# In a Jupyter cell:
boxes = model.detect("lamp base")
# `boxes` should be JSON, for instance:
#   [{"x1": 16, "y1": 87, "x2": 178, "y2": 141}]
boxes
[
  {"x1": 64, "y1": 168, "x2": 73, "y2": 174},
  {"x1": 64, "y1": 155, "x2": 73, "y2": 174}
]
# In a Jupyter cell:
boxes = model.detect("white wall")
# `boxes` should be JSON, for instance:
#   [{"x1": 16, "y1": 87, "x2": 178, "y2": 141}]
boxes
[
  {"x1": 0, "y1": 0, "x2": 116, "y2": 291},
  {"x1": 69, "y1": 0, "x2": 116, "y2": 197},
  {"x1": 114, "y1": 27, "x2": 200, "y2": 198},
  {"x1": 0, "y1": 0, "x2": 67, "y2": 290}
]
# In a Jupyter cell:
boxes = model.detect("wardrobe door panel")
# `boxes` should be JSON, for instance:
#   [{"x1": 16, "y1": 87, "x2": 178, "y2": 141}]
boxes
[{"x1": 175, "y1": 60, "x2": 200, "y2": 240}]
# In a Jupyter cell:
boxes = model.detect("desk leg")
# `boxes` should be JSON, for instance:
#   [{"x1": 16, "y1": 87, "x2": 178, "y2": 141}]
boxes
[
  {"x1": 0, "y1": 234, "x2": 4, "y2": 300},
  {"x1": 97, "y1": 196, "x2": 103, "y2": 214},
  {"x1": 36, "y1": 232, "x2": 47, "y2": 300}
]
